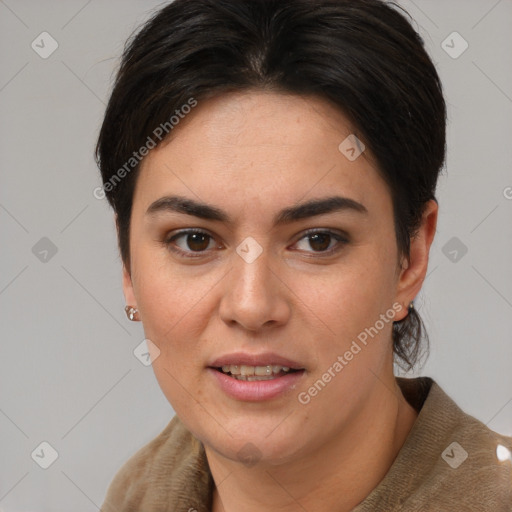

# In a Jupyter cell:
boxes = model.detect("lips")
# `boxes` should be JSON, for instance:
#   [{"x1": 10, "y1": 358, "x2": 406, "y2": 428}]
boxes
[
  {"x1": 208, "y1": 366, "x2": 305, "y2": 401},
  {"x1": 207, "y1": 352, "x2": 306, "y2": 400},
  {"x1": 209, "y1": 351, "x2": 304, "y2": 370}
]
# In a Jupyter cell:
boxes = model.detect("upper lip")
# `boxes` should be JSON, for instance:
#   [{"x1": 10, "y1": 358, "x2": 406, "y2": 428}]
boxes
[{"x1": 209, "y1": 352, "x2": 304, "y2": 370}]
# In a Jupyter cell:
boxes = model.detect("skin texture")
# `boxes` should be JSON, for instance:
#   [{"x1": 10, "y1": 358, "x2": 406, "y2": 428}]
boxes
[{"x1": 122, "y1": 91, "x2": 437, "y2": 511}]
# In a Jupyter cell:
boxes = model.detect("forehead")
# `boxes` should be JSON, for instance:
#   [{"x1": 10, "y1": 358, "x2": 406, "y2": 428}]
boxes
[{"x1": 135, "y1": 91, "x2": 391, "y2": 219}]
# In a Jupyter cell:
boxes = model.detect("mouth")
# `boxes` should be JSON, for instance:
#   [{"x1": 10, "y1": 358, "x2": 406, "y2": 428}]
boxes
[
  {"x1": 207, "y1": 352, "x2": 306, "y2": 400},
  {"x1": 213, "y1": 364, "x2": 303, "y2": 381}
]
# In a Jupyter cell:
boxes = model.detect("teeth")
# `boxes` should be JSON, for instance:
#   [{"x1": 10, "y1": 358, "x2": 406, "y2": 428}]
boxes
[
  {"x1": 222, "y1": 364, "x2": 240, "y2": 375},
  {"x1": 240, "y1": 365, "x2": 255, "y2": 376},
  {"x1": 235, "y1": 374, "x2": 283, "y2": 381},
  {"x1": 220, "y1": 364, "x2": 294, "y2": 377},
  {"x1": 255, "y1": 365, "x2": 272, "y2": 376}
]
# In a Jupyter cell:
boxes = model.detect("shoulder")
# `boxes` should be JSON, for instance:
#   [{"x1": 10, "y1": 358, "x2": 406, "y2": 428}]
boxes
[
  {"x1": 401, "y1": 377, "x2": 512, "y2": 510},
  {"x1": 100, "y1": 415, "x2": 212, "y2": 512},
  {"x1": 356, "y1": 377, "x2": 512, "y2": 511}
]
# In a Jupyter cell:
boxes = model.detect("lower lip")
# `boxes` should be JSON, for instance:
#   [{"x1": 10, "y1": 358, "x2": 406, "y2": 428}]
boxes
[{"x1": 208, "y1": 368, "x2": 305, "y2": 401}]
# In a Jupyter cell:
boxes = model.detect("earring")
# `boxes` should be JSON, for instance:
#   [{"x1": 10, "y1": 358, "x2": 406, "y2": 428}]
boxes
[
  {"x1": 125, "y1": 305, "x2": 140, "y2": 321},
  {"x1": 408, "y1": 301, "x2": 414, "y2": 313}
]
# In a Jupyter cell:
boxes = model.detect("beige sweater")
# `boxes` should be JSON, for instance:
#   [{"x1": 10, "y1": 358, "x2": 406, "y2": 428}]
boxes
[{"x1": 100, "y1": 377, "x2": 512, "y2": 511}]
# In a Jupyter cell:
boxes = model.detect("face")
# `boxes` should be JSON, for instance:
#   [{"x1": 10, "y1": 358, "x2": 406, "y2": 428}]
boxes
[{"x1": 123, "y1": 91, "x2": 421, "y2": 465}]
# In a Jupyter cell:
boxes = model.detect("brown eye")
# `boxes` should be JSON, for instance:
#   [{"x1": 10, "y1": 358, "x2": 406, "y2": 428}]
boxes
[
  {"x1": 308, "y1": 233, "x2": 332, "y2": 251},
  {"x1": 293, "y1": 230, "x2": 348, "y2": 255},
  {"x1": 185, "y1": 232, "x2": 211, "y2": 251},
  {"x1": 166, "y1": 230, "x2": 218, "y2": 256}
]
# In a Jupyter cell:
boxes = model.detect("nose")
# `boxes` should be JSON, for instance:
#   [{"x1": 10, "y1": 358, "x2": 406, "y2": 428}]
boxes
[{"x1": 218, "y1": 246, "x2": 291, "y2": 332}]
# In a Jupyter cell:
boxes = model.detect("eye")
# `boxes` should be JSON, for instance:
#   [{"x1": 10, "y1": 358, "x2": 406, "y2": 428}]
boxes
[
  {"x1": 163, "y1": 228, "x2": 347, "y2": 258},
  {"x1": 164, "y1": 229, "x2": 220, "y2": 257},
  {"x1": 292, "y1": 230, "x2": 348, "y2": 254}
]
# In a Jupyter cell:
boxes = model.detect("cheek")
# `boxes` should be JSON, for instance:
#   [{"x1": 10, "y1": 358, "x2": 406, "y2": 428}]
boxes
[
  {"x1": 309, "y1": 250, "x2": 397, "y2": 340},
  {"x1": 133, "y1": 243, "x2": 214, "y2": 330},
  {"x1": 130, "y1": 249, "x2": 215, "y2": 377},
  {"x1": 135, "y1": 265, "x2": 214, "y2": 421}
]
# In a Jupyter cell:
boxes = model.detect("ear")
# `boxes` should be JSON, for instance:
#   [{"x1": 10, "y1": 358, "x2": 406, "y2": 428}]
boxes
[
  {"x1": 115, "y1": 214, "x2": 137, "y2": 309},
  {"x1": 122, "y1": 263, "x2": 138, "y2": 308},
  {"x1": 394, "y1": 199, "x2": 438, "y2": 321}
]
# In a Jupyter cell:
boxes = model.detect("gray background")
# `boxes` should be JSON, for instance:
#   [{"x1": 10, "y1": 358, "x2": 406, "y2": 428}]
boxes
[{"x1": 1, "y1": 0, "x2": 511, "y2": 510}]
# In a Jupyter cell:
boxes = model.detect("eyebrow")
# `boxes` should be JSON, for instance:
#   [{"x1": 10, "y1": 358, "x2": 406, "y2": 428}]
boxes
[{"x1": 146, "y1": 195, "x2": 368, "y2": 225}]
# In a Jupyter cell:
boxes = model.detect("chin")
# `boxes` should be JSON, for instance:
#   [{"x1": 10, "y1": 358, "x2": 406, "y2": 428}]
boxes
[{"x1": 195, "y1": 416, "x2": 310, "y2": 467}]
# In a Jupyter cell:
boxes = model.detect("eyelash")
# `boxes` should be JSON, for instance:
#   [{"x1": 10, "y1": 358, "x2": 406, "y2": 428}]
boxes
[{"x1": 163, "y1": 228, "x2": 349, "y2": 259}]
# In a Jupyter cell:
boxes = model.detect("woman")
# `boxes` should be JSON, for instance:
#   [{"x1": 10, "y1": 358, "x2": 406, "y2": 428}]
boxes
[{"x1": 96, "y1": 0, "x2": 512, "y2": 510}]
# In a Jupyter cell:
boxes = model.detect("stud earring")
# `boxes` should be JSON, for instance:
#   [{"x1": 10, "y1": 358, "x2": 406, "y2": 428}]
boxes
[
  {"x1": 408, "y1": 301, "x2": 414, "y2": 313},
  {"x1": 125, "y1": 306, "x2": 140, "y2": 321}
]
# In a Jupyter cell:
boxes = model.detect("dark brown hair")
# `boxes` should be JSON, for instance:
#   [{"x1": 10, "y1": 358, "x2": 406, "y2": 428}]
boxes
[{"x1": 96, "y1": 0, "x2": 446, "y2": 371}]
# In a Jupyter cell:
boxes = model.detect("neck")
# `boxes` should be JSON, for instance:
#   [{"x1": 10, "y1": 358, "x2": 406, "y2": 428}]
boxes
[{"x1": 207, "y1": 375, "x2": 418, "y2": 512}]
